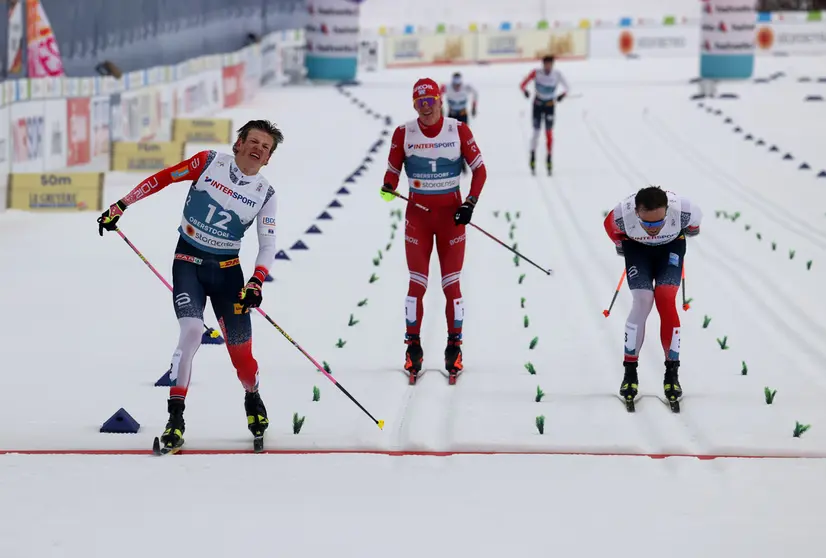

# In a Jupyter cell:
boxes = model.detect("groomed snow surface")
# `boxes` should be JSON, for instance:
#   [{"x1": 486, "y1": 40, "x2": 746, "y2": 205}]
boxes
[{"x1": 3, "y1": 56, "x2": 826, "y2": 556}]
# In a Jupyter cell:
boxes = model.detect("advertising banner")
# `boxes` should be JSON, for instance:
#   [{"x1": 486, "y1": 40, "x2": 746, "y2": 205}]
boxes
[
  {"x1": 700, "y1": 0, "x2": 756, "y2": 78},
  {"x1": 25, "y1": 0, "x2": 65, "y2": 77},
  {"x1": 755, "y1": 22, "x2": 826, "y2": 56},
  {"x1": 476, "y1": 29, "x2": 588, "y2": 63},
  {"x1": 91, "y1": 95, "x2": 111, "y2": 158},
  {"x1": 109, "y1": 92, "x2": 123, "y2": 144},
  {"x1": 10, "y1": 101, "x2": 46, "y2": 173},
  {"x1": 110, "y1": 141, "x2": 185, "y2": 172},
  {"x1": 242, "y1": 44, "x2": 262, "y2": 101},
  {"x1": 222, "y1": 64, "x2": 245, "y2": 108},
  {"x1": 67, "y1": 97, "x2": 91, "y2": 167},
  {"x1": 175, "y1": 70, "x2": 223, "y2": 117},
  {"x1": 172, "y1": 118, "x2": 233, "y2": 144},
  {"x1": 7, "y1": 0, "x2": 24, "y2": 75},
  {"x1": 384, "y1": 33, "x2": 477, "y2": 68},
  {"x1": 0, "y1": 90, "x2": 9, "y2": 211},
  {"x1": 7, "y1": 172, "x2": 103, "y2": 211},
  {"x1": 44, "y1": 99, "x2": 67, "y2": 170},
  {"x1": 305, "y1": 0, "x2": 360, "y2": 80},
  {"x1": 261, "y1": 34, "x2": 281, "y2": 85},
  {"x1": 590, "y1": 26, "x2": 700, "y2": 58}
]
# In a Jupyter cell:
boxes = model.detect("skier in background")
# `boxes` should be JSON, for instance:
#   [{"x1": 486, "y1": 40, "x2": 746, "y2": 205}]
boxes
[
  {"x1": 441, "y1": 71, "x2": 478, "y2": 174},
  {"x1": 520, "y1": 55, "x2": 569, "y2": 176},
  {"x1": 97, "y1": 120, "x2": 284, "y2": 453},
  {"x1": 380, "y1": 78, "x2": 487, "y2": 384},
  {"x1": 603, "y1": 186, "x2": 702, "y2": 408}
]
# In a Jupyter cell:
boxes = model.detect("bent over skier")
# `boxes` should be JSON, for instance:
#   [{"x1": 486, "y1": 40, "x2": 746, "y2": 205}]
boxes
[
  {"x1": 603, "y1": 186, "x2": 702, "y2": 408},
  {"x1": 97, "y1": 120, "x2": 284, "y2": 452}
]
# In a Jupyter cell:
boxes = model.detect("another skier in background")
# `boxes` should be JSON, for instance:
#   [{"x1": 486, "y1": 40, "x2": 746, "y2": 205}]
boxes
[
  {"x1": 442, "y1": 72, "x2": 478, "y2": 174},
  {"x1": 520, "y1": 55, "x2": 569, "y2": 176}
]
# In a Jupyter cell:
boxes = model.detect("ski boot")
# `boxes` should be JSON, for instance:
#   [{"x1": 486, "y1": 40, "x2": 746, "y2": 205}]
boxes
[
  {"x1": 404, "y1": 334, "x2": 423, "y2": 385},
  {"x1": 547, "y1": 154, "x2": 553, "y2": 176},
  {"x1": 158, "y1": 398, "x2": 186, "y2": 454},
  {"x1": 445, "y1": 333, "x2": 463, "y2": 385},
  {"x1": 529, "y1": 150, "x2": 536, "y2": 175},
  {"x1": 663, "y1": 360, "x2": 682, "y2": 413},
  {"x1": 245, "y1": 390, "x2": 269, "y2": 452},
  {"x1": 619, "y1": 361, "x2": 639, "y2": 412}
]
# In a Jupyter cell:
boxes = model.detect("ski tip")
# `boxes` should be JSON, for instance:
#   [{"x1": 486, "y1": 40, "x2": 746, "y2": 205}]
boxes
[{"x1": 377, "y1": 420, "x2": 385, "y2": 430}]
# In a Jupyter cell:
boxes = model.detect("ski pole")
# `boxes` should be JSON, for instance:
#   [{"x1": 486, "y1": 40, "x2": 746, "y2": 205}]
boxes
[
  {"x1": 252, "y1": 306, "x2": 385, "y2": 430},
  {"x1": 681, "y1": 265, "x2": 690, "y2": 311},
  {"x1": 384, "y1": 190, "x2": 553, "y2": 276},
  {"x1": 114, "y1": 228, "x2": 224, "y2": 343},
  {"x1": 603, "y1": 269, "x2": 626, "y2": 317}
]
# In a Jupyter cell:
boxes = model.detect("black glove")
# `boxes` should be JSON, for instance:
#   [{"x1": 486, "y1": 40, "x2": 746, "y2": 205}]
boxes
[
  {"x1": 97, "y1": 200, "x2": 127, "y2": 236},
  {"x1": 523, "y1": 90, "x2": 530, "y2": 99},
  {"x1": 471, "y1": 106, "x2": 477, "y2": 118},
  {"x1": 238, "y1": 277, "x2": 263, "y2": 312},
  {"x1": 556, "y1": 92, "x2": 567, "y2": 103},
  {"x1": 615, "y1": 241, "x2": 624, "y2": 257},
  {"x1": 454, "y1": 196, "x2": 476, "y2": 226}
]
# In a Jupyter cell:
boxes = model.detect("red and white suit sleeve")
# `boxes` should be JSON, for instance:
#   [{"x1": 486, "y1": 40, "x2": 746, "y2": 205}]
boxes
[
  {"x1": 119, "y1": 150, "x2": 211, "y2": 207},
  {"x1": 603, "y1": 205, "x2": 626, "y2": 247},
  {"x1": 458, "y1": 123, "x2": 487, "y2": 201},
  {"x1": 383, "y1": 126, "x2": 407, "y2": 190},
  {"x1": 520, "y1": 69, "x2": 536, "y2": 93}
]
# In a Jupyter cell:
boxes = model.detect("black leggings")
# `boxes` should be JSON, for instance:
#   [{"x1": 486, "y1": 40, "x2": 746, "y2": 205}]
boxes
[{"x1": 171, "y1": 236, "x2": 252, "y2": 345}]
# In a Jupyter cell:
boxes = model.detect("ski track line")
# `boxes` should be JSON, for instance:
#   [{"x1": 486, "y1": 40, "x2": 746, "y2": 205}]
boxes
[
  {"x1": 587, "y1": 111, "x2": 826, "y2": 464},
  {"x1": 643, "y1": 112, "x2": 826, "y2": 250},
  {"x1": 521, "y1": 110, "x2": 685, "y2": 461},
  {"x1": 580, "y1": 112, "x2": 721, "y2": 460}
]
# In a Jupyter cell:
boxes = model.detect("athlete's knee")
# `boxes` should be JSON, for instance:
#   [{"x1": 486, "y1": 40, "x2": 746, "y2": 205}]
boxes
[
  {"x1": 227, "y1": 341, "x2": 259, "y2": 391},
  {"x1": 177, "y1": 317, "x2": 204, "y2": 354},
  {"x1": 654, "y1": 285, "x2": 679, "y2": 319},
  {"x1": 408, "y1": 271, "x2": 428, "y2": 296},
  {"x1": 630, "y1": 289, "x2": 655, "y2": 315},
  {"x1": 441, "y1": 272, "x2": 462, "y2": 297}
]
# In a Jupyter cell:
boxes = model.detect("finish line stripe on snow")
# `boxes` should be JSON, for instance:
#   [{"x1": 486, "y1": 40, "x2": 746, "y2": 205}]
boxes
[{"x1": 0, "y1": 449, "x2": 824, "y2": 460}]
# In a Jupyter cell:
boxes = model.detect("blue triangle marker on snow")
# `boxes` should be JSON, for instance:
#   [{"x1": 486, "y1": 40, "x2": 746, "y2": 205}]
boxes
[
  {"x1": 365, "y1": 156, "x2": 373, "y2": 163},
  {"x1": 800, "y1": 162, "x2": 811, "y2": 170},
  {"x1": 275, "y1": 250, "x2": 290, "y2": 260},
  {"x1": 328, "y1": 199, "x2": 342, "y2": 208},
  {"x1": 783, "y1": 153, "x2": 794, "y2": 160},
  {"x1": 155, "y1": 369, "x2": 172, "y2": 387},
  {"x1": 733, "y1": 127, "x2": 742, "y2": 133},
  {"x1": 744, "y1": 134, "x2": 753, "y2": 140},
  {"x1": 818, "y1": 170, "x2": 826, "y2": 178},
  {"x1": 291, "y1": 240, "x2": 308, "y2": 250},
  {"x1": 337, "y1": 186, "x2": 350, "y2": 194},
  {"x1": 318, "y1": 211, "x2": 333, "y2": 220},
  {"x1": 724, "y1": 117, "x2": 733, "y2": 123},
  {"x1": 770, "y1": 145, "x2": 779, "y2": 152},
  {"x1": 345, "y1": 175, "x2": 356, "y2": 183},
  {"x1": 756, "y1": 139, "x2": 765, "y2": 146},
  {"x1": 264, "y1": 274, "x2": 274, "y2": 282},
  {"x1": 100, "y1": 408, "x2": 140, "y2": 433},
  {"x1": 385, "y1": 116, "x2": 393, "y2": 125},
  {"x1": 306, "y1": 224, "x2": 322, "y2": 233}
]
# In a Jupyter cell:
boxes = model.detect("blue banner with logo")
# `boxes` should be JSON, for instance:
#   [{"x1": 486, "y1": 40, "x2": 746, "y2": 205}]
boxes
[
  {"x1": 305, "y1": 0, "x2": 361, "y2": 81},
  {"x1": 699, "y1": 0, "x2": 757, "y2": 79}
]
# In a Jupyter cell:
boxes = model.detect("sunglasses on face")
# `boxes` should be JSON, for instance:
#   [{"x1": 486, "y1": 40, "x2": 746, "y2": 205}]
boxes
[
  {"x1": 639, "y1": 217, "x2": 665, "y2": 228},
  {"x1": 414, "y1": 96, "x2": 438, "y2": 110}
]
